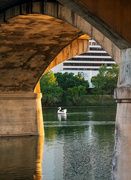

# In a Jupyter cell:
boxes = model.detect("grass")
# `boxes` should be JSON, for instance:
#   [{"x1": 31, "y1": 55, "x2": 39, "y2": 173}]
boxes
[{"x1": 82, "y1": 95, "x2": 116, "y2": 106}]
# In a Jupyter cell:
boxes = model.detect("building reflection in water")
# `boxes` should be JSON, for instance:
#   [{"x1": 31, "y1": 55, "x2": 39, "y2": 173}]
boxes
[{"x1": 0, "y1": 135, "x2": 44, "y2": 180}]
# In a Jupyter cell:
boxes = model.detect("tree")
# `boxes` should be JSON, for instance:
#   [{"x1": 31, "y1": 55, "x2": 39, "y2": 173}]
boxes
[
  {"x1": 41, "y1": 83, "x2": 63, "y2": 106},
  {"x1": 40, "y1": 70, "x2": 63, "y2": 106},
  {"x1": 54, "y1": 72, "x2": 89, "y2": 91},
  {"x1": 91, "y1": 64, "x2": 119, "y2": 103},
  {"x1": 40, "y1": 70, "x2": 57, "y2": 86},
  {"x1": 67, "y1": 85, "x2": 86, "y2": 104},
  {"x1": 78, "y1": 85, "x2": 86, "y2": 96},
  {"x1": 92, "y1": 64, "x2": 107, "y2": 103},
  {"x1": 105, "y1": 64, "x2": 119, "y2": 94},
  {"x1": 67, "y1": 86, "x2": 79, "y2": 103}
]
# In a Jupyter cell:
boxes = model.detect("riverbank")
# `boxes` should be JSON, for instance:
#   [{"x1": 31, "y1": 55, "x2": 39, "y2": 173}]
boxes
[
  {"x1": 42, "y1": 95, "x2": 116, "y2": 107},
  {"x1": 83, "y1": 95, "x2": 116, "y2": 106}
]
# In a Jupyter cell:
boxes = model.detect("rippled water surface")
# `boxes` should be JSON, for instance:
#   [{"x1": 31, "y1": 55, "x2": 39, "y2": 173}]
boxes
[
  {"x1": 42, "y1": 106, "x2": 116, "y2": 180},
  {"x1": 0, "y1": 106, "x2": 116, "y2": 180}
]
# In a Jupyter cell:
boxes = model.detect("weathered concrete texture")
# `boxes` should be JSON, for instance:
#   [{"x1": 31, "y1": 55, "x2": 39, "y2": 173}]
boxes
[
  {"x1": 114, "y1": 87, "x2": 131, "y2": 102},
  {"x1": 44, "y1": 35, "x2": 90, "y2": 74},
  {"x1": 113, "y1": 103, "x2": 131, "y2": 180},
  {"x1": 119, "y1": 48, "x2": 131, "y2": 87},
  {"x1": 0, "y1": 14, "x2": 82, "y2": 92},
  {"x1": 0, "y1": 1, "x2": 121, "y2": 70},
  {"x1": 58, "y1": 0, "x2": 131, "y2": 49},
  {"x1": 0, "y1": 92, "x2": 44, "y2": 136},
  {"x1": 75, "y1": 0, "x2": 131, "y2": 44},
  {"x1": 113, "y1": 48, "x2": 131, "y2": 179},
  {"x1": 0, "y1": 1, "x2": 130, "y2": 50}
]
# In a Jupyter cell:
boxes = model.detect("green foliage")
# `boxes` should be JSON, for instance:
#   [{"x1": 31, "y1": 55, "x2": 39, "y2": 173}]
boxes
[
  {"x1": 41, "y1": 83, "x2": 63, "y2": 106},
  {"x1": 40, "y1": 71, "x2": 89, "y2": 106},
  {"x1": 104, "y1": 64, "x2": 119, "y2": 94},
  {"x1": 40, "y1": 67, "x2": 118, "y2": 106},
  {"x1": 78, "y1": 85, "x2": 86, "y2": 96},
  {"x1": 40, "y1": 70, "x2": 63, "y2": 106},
  {"x1": 91, "y1": 64, "x2": 119, "y2": 103},
  {"x1": 67, "y1": 86, "x2": 79, "y2": 104},
  {"x1": 92, "y1": 64, "x2": 107, "y2": 96},
  {"x1": 67, "y1": 85, "x2": 87, "y2": 104},
  {"x1": 54, "y1": 72, "x2": 89, "y2": 91},
  {"x1": 40, "y1": 70, "x2": 57, "y2": 86}
]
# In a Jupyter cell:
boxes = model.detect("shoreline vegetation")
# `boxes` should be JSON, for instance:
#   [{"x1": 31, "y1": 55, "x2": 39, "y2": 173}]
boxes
[
  {"x1": 42, "y1": 95, "x2": 116, "y2": 107},
  {"x1": 40, "y1": 65, "x2": 119, "y2": 107}
]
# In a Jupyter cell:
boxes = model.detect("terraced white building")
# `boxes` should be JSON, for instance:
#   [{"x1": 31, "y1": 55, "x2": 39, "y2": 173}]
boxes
[{"x1": 52, "y1": 39, "x2": 115, "y2": 88}]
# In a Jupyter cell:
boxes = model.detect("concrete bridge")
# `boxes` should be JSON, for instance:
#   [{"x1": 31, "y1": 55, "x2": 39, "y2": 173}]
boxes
[{"x1": 0, "y1": 0, "x2": 131, "y2": 179}]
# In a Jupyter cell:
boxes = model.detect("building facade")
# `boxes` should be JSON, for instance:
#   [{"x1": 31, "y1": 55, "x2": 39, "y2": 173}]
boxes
[{"x1": 52, "y1": 39, "x2": 115, "y2": 88}]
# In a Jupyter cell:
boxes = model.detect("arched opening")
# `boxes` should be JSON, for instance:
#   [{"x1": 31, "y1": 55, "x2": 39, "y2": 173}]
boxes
[
  {"x1": 0, "y1": 1, "x2": 121, "y2": 64},
  {"x1": 0, "y1": 14, "x2": 85, "y2": 92},
  {"x1": 0, "y1": 1, "x2": 122, "y2": 94},
  {"x1": 0, "y1": 1, "x2": 131, "y2": 179},
  {"x1": 0, "y1": 0, "x2": 121, "y2": 137}
]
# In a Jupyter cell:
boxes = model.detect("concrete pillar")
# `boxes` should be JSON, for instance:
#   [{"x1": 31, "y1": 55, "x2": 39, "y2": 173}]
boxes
[
  {"x1": 113, "y1": 48, "x2": 131, "y2": 180},
  {"x1": 0, "y1": 92, "x2": 44, "y2": 136}
]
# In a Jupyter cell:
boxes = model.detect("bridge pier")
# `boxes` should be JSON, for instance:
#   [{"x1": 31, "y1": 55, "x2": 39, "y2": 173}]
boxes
[
  {"x1": 113, "y1": 48, "x2": 131, "y2": 180},
  {"x1": 0, "y1": 92, "x2": 44, "y2": 136}
]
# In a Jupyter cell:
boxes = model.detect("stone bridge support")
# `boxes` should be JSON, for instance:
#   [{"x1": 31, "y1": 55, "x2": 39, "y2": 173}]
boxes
[
  {"x1": 0, "y1": 92, "x2": 44, "y2": 136},
  {"x1": 0, "y1": 35, "x2": 89, "y2": 136},
  {"x1": 113, "y1": 48, "x2": 131, "y2": 180}
]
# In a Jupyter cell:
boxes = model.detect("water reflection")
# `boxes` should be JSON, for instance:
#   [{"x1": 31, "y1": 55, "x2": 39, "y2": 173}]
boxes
[
  {"x1": 0, "y1": 107, "x2": 116, "y2": 180},
  {"x1": 34, "y1": 136, "x2": 44, "y2": 180},
  {"x1": 43, "y1": 107, "x2": 116, "y2": 180},
  {"x1": 57, "y1": 114, "x2": 67, "y2": 121},
  {"x1": 0, "y1": 136, "x2": 44, "y2": 180}
]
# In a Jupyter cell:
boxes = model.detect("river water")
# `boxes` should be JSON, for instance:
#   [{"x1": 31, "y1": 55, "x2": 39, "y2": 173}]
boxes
[
  {"x1": 42, "y1": 106, "x2": 116, "y2": 180},
  {"x1": 0, "y1": 106, "x2": 116, "y2": 180}
]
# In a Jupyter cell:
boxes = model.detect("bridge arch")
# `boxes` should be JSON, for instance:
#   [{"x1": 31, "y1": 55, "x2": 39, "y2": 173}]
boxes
[
  {"x1": 0, "y1": 0, "x2": 121, "y2": 136},
  {"x1": 0, "y1": 1, "x2": 122, "y2": 94},
  {"x1": 0, "y1": 9, "x2": 90, "y2": 136},
  {"x1": 0, "y1": 1, "x2": 131, "y2": 178},
  {"x1": 0, "y1": 1, "x2": 120, "y2": 65}
]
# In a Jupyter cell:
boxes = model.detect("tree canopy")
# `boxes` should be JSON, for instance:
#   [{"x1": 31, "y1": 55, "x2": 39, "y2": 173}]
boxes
[
  {"x1": 54, "y1": 72, "x2": 89, "y2": 91},
  {"x1": 104, "y1": 64, "x2": 119, "y2": 94},
  {"x1": 40, "y1": 70, "x2": 63, "y2": 106},
  {"x1": 40, "y1": 70, "x2": 57, "y2": 86},
  {"x1": 40, "y1": 71, "x2": 89, "y2": 106},
  {"x1": 92, "y1": 64, "x2": 107, "y2": 96},
  {"x1": 91, "y1": 64, "x2": 119, "y2": 102},
  {"x1": 40, "y1": 66, "x2": 118, "y2": 106}
]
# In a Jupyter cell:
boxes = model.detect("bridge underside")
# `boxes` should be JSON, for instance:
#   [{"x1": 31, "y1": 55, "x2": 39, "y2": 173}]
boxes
[
  {"x1": 0, "y1": 14, "x2": 90, "y2": 136},
  {"x1": 0, "y1": 1, "x2": 131, "y2": 179},
  {"x1": 0, "y1": 14, "x2": 83, "y2": 92}
]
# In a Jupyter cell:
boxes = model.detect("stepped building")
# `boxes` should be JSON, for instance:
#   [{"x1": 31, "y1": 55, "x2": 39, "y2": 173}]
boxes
[{"x1": 52, "y1": 39, "x2": 115, "y2": 88}]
